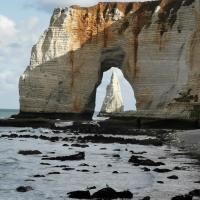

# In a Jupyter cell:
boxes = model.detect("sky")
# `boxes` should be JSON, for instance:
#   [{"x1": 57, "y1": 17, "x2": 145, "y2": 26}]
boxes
[{"x1": 0, "y1": 0, "x2": 140, "y2": 110}]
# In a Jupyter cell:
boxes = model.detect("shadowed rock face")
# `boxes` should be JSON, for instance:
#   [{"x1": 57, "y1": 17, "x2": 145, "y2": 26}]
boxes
[{"x1": 19, "y1": 0, "x2": 200, "y2": 118}]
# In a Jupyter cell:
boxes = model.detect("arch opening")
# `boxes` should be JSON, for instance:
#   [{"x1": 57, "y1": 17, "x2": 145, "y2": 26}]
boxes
[{"x1": 93, "y1": 67, "x2": 136, "y2": 119}]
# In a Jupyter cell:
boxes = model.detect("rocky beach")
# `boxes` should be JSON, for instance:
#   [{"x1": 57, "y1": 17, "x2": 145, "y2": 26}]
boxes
[{"x1": 0, "y1": 120, "x2": 200, "y2": 200}]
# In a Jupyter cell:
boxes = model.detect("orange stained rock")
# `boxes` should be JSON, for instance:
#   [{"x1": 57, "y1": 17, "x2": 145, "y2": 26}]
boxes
[{"x1": 73, "y1": 96, "x2": 81, "y2": 112}]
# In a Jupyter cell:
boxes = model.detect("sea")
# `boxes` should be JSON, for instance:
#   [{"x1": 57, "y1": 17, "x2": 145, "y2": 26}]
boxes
[{"x1": 0, "y1": 109, "x2": 19, "y2": 119}]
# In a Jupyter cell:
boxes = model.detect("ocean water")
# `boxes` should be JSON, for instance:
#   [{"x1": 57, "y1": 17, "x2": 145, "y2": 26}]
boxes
[{"x1": 0, "y1": 109, "x2": 19, "y2": 119}]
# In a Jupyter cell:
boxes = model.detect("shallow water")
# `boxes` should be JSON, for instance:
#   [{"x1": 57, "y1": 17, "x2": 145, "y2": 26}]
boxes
[
  {"x1": 0, "y1": 127, "x2": 200, "y2": 200},
  {"x1": 0, "y1": 109, "x2": 19, "y2": 119}
]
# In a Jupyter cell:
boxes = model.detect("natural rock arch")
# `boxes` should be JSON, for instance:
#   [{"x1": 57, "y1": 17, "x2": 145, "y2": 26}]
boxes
[
  {"x1": 91, "y1": 47, "x2": 128, "y2": 107},
  {"x1": 86, "y1": 45, "x2": 140, "y2": 117},
  {"x1": 19, "y1": 1, "x2": 200, "y2": 119}
]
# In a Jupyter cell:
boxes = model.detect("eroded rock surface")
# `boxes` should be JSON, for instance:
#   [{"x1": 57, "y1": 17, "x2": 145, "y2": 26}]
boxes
[{"x1": 19, "y1": 0, "x2": 200, "y2": 118}]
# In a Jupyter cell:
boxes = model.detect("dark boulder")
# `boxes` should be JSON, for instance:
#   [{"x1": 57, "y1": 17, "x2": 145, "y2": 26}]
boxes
[
  {"x1": 47, "y1": 172, "x2": 60, "y2": 175},
  {"x1": 167, "y1": 175, "x2": 178, "y2": 180},
  {"x1": 16, "y1": 186, "x2": 33, "y2": 192},
  {"x1": 9, "y1": 134, "x2": 18, "y2": 138},
  {"x1": 171, "y1": 194, "x2": 192, "y2": 200},
  {"x1": 157, "y1": 181, "x2": 164, "y2": 184},
  {"x1": 40, "y1": 162, "x2": 51, "y2": 165},
  {"x1": 33, "y1": 174, "x2": 45, "y2": 178},
  {"x1": 194, "y1": 181, "x2": 200, "y2": 183},
  {"x1": 91, "y1": 187, "x2": 133, "y2": 199},
  {"x1": 80, "y1": 169, "x2": 89, "y2": 172},
  {"x1": 171, "y1": 189, "x2": 200, "y2": 200},
  {"x1": 158, "y1": 157, "x2": 167, "y2": 159},
  {"x1": 113, "y1": 149, "x2": 121, "y2": 151},
  {"x1": 92, "y1": 187, "x2": 118, "y2": 199},
  {"x1": 62, "y1": 167, "x2": 75, "y2": 171},
  {"x1": 42, "y1": 152, "x2": 85, "y2": 161},
  {"x1": 130, "y1": 151, "x2": 147, "y2": 155},
  {"x1": 18, "y1": 129, "x2": 28, "y2": 133},
  {"x1": 18, "y1": 150, "x2": 42, "y2": 155},
  {"x1": 54, "y1": 165, "x2": 68, "y2": 168},
  {"x1": 49, "y1": 136, "x2": 60, "y2": 142},
  {"x1": 141, "y1": 197, "x2": 151, "y2": 200},
  {"x1": 153, "y1": 168, "x2": 172, "y2": 173},
  {"x1": 129, "y1": 155, "x2": 164, "y2": 166},
  {"x1": 113, "y1": 154, "x2": 120, "y2": 158},
  {"x1": 67, "y1": 190, "x2": 91, "y2": 199},
  {"x1": 174, "y1": 166, "x2": 186, "y2": 171},
  {"x1": 79, "y1": 163, "x2": 89, "y2": 167},
  {"x1": 189, "y1": 189, "x2": 200, "y2": 197},
  {"x1": 117, "y1": 190, "x2": 133, "y2": 198}
]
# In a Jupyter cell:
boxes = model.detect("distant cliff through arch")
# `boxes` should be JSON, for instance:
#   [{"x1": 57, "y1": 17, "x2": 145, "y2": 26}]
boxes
[{"x1": 94, "y1": 67, "x2": 136, "y2": 115}]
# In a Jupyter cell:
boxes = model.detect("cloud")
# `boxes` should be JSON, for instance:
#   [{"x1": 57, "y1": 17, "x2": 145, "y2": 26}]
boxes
[
  {"x1": 0, "y1": 15, "x2": 17, "y2": 38},
  {"x1": 26, "y1": 0, "x2": 148, "y2": 12},
  {"x1": 0, "y1": 15, "x2": 18, "y2": 64},
  {"x1": 0, "y1": 70, "x2": 18, "y2": 91},
  {"x1": 0, "y1": 15, "x2": 42, "y2": 63},
  {"x1": 0, "y1": 14, "x2": 47, "y2": 108}
]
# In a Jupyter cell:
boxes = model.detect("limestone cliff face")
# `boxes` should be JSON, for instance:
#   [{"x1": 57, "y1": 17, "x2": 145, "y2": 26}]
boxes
[
  {"x1": 100, "y1": 72, "x2": 124, "y2": 114},
  {"x1": 19, "y1": 0, "x2": 200, "y2": 118}
]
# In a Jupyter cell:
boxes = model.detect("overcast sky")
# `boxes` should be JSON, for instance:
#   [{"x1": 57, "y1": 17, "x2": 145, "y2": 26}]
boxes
[{"x1": 0, "y1": 0, "x2": 139, "y2": 110}]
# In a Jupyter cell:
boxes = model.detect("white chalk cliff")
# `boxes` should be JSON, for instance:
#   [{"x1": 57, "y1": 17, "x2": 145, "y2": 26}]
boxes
[
  {"x1": 19, "y1": 0, "x2": 200, "y2": 118},
  {"x1": 100, "y1": 72, "x2": 124, "y2": 114}
]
